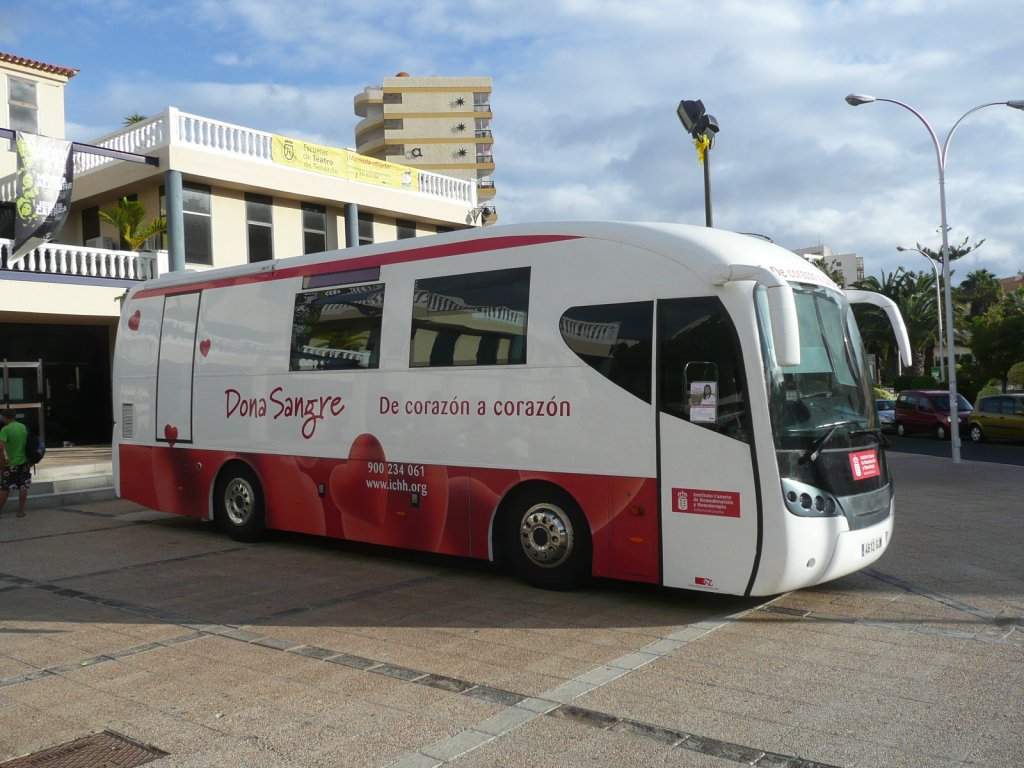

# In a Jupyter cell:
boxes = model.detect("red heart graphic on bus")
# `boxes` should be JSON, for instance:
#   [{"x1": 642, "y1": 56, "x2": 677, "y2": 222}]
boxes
[
  {"x1": 164, "y1": 424, "x2": 178, "y2": 446},
  {"x1": 199, "y1": 339, "x2": 211, "y2": 357},
  {"x1": 329, "y1": 434, "x2": 388, "y2": 540},
  {"x1": 128, "y1": 310, "x2": 141, "y2": 331}
]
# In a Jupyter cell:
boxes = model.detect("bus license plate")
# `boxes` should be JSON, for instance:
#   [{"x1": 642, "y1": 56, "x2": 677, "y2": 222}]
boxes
[{"x1": 860, "y1": 537, "x2": 883, "y2": 556}]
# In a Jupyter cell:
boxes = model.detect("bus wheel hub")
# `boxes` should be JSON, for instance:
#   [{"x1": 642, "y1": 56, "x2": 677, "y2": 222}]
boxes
[{"x1": 520, "y1": 504, "x2": 573, "y2": 568}]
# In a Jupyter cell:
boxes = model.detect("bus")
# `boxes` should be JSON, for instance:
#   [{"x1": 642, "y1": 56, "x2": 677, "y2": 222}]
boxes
[{"x1": 111, "y1": 222, "x2": 910, "y2": 596}]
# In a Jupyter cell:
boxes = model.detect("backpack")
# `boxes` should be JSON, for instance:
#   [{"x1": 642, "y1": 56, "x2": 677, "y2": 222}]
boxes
[{"x1": 25, "y1": 433, "x2": 45, "y2": 465}]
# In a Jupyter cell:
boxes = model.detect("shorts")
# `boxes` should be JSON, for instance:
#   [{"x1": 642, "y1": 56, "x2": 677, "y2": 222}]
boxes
[{"x1": 1, "y1": 464, "x2": 32, "y2": 491}]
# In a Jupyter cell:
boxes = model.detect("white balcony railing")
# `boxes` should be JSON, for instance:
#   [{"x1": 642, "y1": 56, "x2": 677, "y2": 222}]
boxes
[
  {"x1": 0, "y1": 239, "x2": 159, "y2": 280},
  {"x1": 74, "y1": 107, "x2": 476, "y2": 205}
]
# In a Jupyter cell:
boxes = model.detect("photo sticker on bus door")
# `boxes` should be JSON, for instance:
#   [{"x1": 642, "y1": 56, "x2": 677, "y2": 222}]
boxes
[
  {"x1": 672, "y1": 488, "x2": 740, "y2": 517},
  {"x1": 849, "y1": 449, "x2": 880, "y2": 480},
  {"x1": 689, "y1": 381, "x2": 717, "y2": 423}
]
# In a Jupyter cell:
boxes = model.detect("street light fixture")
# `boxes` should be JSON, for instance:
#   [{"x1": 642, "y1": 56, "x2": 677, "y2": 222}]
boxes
[
  {"x1": 677, "y1": 99, "x2": 720, "y2": 227},
  {"x1": 846, "y1": 93, "x2": 1024, "y2": 463},
  {"x1": 896, "y1": 245, "x2": 944, "y2": 382}
]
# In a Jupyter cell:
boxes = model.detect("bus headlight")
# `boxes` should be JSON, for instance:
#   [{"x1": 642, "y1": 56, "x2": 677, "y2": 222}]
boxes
[{"x1": 782, "y1": 479, "x2": 841, "y2": 518}]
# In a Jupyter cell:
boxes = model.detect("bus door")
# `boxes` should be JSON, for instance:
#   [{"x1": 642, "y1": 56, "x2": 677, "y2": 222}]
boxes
[
  {"x1": 657, "y1": 297, "x2": 761, "y2": 594},
  {"x1": 155, "y1": 291, "x2": 201, "y2": 446}
]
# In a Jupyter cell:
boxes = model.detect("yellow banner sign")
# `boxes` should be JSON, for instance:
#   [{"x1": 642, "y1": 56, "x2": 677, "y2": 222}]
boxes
[{"x1": 272, "y1": 135, "x2": 419, "y2": 192}]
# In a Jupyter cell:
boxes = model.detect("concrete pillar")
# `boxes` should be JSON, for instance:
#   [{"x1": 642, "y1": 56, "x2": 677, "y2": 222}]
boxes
[
  {"x1": 344, "y1": 203, "x2": 359, "y2": 248},
  {"x1": 165, "y1": 169, "x2": 185, "y2": 271}
]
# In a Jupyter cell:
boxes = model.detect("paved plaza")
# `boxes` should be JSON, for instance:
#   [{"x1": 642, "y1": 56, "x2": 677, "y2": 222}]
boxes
[{"x1": 1, "y1": 452, "x2": 1021, "y2": 767}]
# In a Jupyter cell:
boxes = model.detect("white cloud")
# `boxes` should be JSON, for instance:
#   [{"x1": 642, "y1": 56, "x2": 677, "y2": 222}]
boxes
[{"x1": 10, "y1": 0, "x2": 1023, "y2": 284}]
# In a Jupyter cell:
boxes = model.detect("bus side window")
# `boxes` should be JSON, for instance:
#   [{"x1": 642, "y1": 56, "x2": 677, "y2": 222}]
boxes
[
  {"x1": 289, "y1": 283, "x2": 385, "y2": 371},
  {"x1": 560, "y1": 301, "x2": 653, "y2": 403},
  {"x1": 658, "y1": 297, "x2": 750, "y2": 443},
  {"x1": 411, "y1": 267, "x2": 530, "y2": 367}
]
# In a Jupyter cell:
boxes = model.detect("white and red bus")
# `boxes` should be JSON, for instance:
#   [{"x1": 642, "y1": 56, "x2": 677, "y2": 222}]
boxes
[{"x1": 111, "y1": 222, "x2": 910, "y2": 596}]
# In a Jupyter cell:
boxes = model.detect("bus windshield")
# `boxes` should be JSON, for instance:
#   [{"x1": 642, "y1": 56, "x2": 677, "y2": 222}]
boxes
[{"x1": 756, "y1": 284, "x2": 884, "y2": 490}]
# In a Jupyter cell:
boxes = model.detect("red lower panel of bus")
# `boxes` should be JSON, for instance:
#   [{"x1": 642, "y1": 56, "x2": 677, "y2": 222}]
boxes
[{"x1": 119, "y1": 437, "x2": 660, "y2": 583}]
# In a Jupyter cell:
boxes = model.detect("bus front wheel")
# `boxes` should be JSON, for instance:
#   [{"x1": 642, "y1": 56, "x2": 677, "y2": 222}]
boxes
[
  {"x1": 215, "y1": 464, "x2": 266, "y2": 542},
  {"x1": 503, "y1": 491, "x2": 591, "y2": 590}
]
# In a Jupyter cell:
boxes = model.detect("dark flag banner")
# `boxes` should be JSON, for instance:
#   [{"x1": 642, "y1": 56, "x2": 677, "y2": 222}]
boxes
[{"x1": 12, "y1": 131, "x2": 74, "y2": 265}]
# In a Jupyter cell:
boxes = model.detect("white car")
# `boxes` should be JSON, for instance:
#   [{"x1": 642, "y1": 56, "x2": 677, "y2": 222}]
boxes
[{"x1": 876, "y1": 398, "x2": 896, "y2": 433}]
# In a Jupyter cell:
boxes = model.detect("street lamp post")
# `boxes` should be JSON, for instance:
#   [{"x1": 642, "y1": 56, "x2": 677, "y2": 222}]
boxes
[
  {"x1": 896, "y1": 245, "x2": 944, "y2": 382},
  {"x1": 845, "y1": 94, "x2": 1024, "y2": 463}
]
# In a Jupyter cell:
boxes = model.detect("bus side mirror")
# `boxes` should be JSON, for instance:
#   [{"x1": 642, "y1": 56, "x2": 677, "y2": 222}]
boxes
[
  {"x1": 846, "y1": 290, "x2": 912, "y2": 367},
  {"x1": 765, "y1": 284, "x2": 801, "y2": 368},
  {"x1": 712, "y1": 263, "x2": 801, "y2": 368}
]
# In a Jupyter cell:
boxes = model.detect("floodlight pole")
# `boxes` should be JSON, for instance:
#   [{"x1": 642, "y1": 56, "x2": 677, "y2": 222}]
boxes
[
  {"x1": 703, "y1": 147, "x2": 713, "y2": 228},
  {"x1": 845, "y1": 94, "x2": 1024, "y2": 463},
  {"x1": 676, "y1": 100, "x2": 719, "y2": 228}
]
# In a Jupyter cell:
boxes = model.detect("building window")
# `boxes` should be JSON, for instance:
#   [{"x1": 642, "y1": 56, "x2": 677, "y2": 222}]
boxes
[
  {"x1": 473, "y1": 92, "x2": 490, "y2": 112},
  {"x1": 396, "y1": 219, "x2": 416, "y2": 240},
  {"x1": 410, "y1": 267, "x2": 530, "y2": 368},
  {"x1": 8, "y1": 78, "x2": 38, "y2": 134},
  {"x1": 383, "y1": 119, "x2": 404, "y2": 130},
  {"x1": 0, "y1": 203, "x2": 14, "y2": 240},
  {"x1": 290, "y1": 284, "x2": 384, "y2": 371},
  {"x1": 302, "y1": 203, "x2": 327, "y2": 254},
  {"x1": 81, "y1": 207, "x2": 100, "y2": 244},
  {"x1": 358, "y1": 213, "x2": 374, "y2": 246},
  {"x1": 183, "y1": 183, "x2": 212, "y2": 265},
  {"x1": 383, "y1": 92, "x2": 403, "y2": 104},
  {"x1": 384, "y1": 145, "x2": 405, "y2": 156},
  {"x1": 246, "y1": 193, "x2": 273, "y2": 263}
]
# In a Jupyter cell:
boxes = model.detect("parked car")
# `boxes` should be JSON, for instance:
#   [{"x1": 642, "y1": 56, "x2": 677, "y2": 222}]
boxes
[
  {"x1": 875, "y1": 398, "x2": 896, "y2": 433},
  {"x1": 894, "y1": 389, "x2": 973, "y2": 440},
  {"x1": 968, "y1": 393, "x2": 1024, "y2": 443}
]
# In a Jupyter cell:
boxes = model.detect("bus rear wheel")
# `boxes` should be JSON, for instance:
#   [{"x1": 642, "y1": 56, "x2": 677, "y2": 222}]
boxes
[
  {"x1": 215, "y1": 464, "x2": 266, "y2": 542},
  {"x1": 504, "y1": 491, "x2": 591, "y2": 590}
]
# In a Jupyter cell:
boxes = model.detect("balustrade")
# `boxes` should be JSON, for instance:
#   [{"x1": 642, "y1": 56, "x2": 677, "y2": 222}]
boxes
[{"x1": 0, "y1": 239, "x2": 157, "y2": 280}]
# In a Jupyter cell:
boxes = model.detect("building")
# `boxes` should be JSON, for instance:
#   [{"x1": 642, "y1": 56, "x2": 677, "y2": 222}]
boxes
[
  {"x1": 1, "y1": 52, "x2": 483, "y2": 447},
  {"x1": 793, "y1": 244, "x2": 864, "y2": 287},
  {"x1": 354, "y1": 73, "x2": 496, "y2": 216},
  {"x1": 998, "y1": 271, "x2": 1023, "y2": 295}
]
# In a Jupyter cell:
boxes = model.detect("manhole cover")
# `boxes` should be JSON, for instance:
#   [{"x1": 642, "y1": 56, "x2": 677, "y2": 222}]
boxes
[{"x1": 0, "y1": 731, "x2": 167, "y2": 767}]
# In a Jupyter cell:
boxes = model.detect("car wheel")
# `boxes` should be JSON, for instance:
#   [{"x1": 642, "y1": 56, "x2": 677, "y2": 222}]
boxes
[
  {"x1": 896, "y1": 423, "x2": 905, "y2": 437},
  {"x1": 969, "y1": 424, "x2": 984, "y2": 443},
  {"x1": 935, "y1": 423, "x2": 947, "y2": 441},
  {"x1": 502, "y1": 489, "x2": 591, "y2": 591},
  {"x1": 215, "y1": 463, "x2": 266, "y2": 542}
]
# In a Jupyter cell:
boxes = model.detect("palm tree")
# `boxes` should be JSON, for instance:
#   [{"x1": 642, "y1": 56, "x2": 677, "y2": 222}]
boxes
[
  {"x1": 810, "y1": 257, "x2": 846, "y2": 287},
  {"x1": 956, "y1": 268, "x2": 1003, "y2": 320},
  {"x1": 852, "y1": 267, "x2": 966, "y2": 379},
  {"x1": 99, "y1": 197, "x2": 166, "y2": 252},
  {"x1": 123, "y1": 113, "x2": 147, "y2": 126}
]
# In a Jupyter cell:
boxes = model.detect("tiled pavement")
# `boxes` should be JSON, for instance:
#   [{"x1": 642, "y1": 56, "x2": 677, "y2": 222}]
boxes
[{"x1": 0, "y1": 452, "x2": 1020, "y2": 767}]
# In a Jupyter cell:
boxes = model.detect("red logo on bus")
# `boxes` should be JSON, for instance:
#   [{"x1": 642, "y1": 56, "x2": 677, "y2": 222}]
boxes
[
  {"x1": 671, "y1": 488, "x2": 740, "y2": 517},
  {"x1": 849, "y1": 450, "x2": 880, "y2": 480}
]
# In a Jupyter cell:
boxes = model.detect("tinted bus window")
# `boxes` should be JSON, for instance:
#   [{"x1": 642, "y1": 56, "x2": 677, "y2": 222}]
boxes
[
  {"x1": 659, "y1": 297, "x2": 750, "y2": 443},
  {"x1": 290, "y1": 284, "x2": 384, "y2": 370},
  {"x1": 560, "y1": 302, "x2": 653, "y2": 403},
  {"x1": 411, "y1": 268, "x2": 529, "y2": 367}
]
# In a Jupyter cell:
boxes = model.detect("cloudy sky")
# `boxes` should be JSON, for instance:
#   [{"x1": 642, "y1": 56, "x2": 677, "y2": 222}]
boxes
[{"x1": 4, "y1": 0, "x2": 1022, "y2": 283}]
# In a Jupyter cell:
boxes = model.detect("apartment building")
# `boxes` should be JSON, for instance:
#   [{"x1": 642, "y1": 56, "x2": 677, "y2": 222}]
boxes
[
  {"x1": 1, "y1": 53, "x2": 482, "y2": 447},
  {"x1": 354, "y1": 73, "x2": 496, "y2": 215},
  {"x1": 793, "y1": 244, "x2": 864, "y2": 287}
]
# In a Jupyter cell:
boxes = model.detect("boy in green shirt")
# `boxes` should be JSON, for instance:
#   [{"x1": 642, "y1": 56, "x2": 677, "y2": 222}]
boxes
[{"x1": 0, "y1": 409, "x2": 31, "y2": 518}]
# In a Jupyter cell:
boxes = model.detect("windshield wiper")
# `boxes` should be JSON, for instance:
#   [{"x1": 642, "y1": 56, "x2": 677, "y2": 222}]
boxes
[{"x1": 798, "y1": 420, "x2": 860, "y2": 464}]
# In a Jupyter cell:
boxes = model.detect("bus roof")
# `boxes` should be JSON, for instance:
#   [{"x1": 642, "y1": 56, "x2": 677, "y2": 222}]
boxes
[{"x1": 130, "y1": 221, "x2": 837, "y2": 300}]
